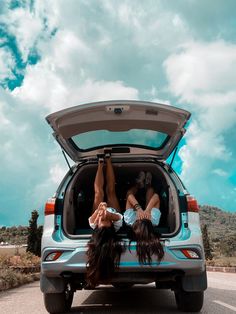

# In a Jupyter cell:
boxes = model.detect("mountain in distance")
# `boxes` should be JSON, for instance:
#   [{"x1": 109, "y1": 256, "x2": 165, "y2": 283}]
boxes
[{"x1": 199, "y1": 205, "x2": 236, "y2": 241}]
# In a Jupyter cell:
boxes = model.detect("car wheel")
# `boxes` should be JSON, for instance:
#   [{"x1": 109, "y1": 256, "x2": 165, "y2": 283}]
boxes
[
  {"x1": 174, "y1": 290, "x2": 204, "y2": 312},
  {"x1": 44, "y1": 284, "x2": 74, "y2": 313}
]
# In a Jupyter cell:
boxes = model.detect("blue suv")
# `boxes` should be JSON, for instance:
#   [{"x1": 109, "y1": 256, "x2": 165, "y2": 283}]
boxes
[{"x1": 40, "y1": 100, "x2": 207, "y2": 313}]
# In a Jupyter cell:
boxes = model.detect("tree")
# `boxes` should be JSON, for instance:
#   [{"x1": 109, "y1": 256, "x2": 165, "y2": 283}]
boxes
[
  {"x1": 27, "y1": 210, "x2": 43, "y2": 257},
  {"x1": 219, "y1": 234, "x2": 236, "y2": 257},
  {"x1": 202, "y1": 224, "x2": 213, "y2": 260},
  {"x1": 35, "y1": 225, "x2": 43, "y2": 257}
]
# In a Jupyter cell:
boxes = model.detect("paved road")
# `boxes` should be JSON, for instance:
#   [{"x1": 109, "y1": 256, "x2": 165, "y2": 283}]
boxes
[{"x1": 0, "y1": 272, "x2": 236, "y2": 314}]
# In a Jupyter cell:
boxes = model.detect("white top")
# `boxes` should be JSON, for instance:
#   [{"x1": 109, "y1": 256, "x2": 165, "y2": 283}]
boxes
[
  {"x1": 124, "y1": 207, "x2": 161, "y2": 226},
  {"x1": 89, "y1": 207, "x2": 123, "y2": 232}
]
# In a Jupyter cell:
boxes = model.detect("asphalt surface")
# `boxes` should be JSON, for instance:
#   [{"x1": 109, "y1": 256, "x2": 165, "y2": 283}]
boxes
[{"x1": 0, "y1": 272, "x2": 236, "y2": 314}]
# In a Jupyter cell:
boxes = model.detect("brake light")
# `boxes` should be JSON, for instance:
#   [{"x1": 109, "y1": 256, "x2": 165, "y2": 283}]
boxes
[
  {"x1": 45, "y1": 197, "x2": 56, "y2": 215},
  {"x1": 45, "y1": 251, "x2": 63, "y2": 261},
  {"x1": 181, "y1": 249, "x2": 200, "y2": 259},
  {"x1": 186, "y1": 195, "x2": 199, "y2": 212}
]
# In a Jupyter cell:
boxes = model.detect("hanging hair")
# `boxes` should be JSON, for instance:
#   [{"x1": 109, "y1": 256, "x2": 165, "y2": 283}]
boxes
[
  {"x1": 86, "y1": 225, "x2": 123, "y2": 287},
  {"x1": 132, "y1": 219, "x2": 164, "y2": 264}
]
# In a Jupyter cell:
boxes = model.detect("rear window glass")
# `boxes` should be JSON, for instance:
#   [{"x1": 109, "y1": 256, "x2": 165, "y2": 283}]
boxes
[{"x1": 71, "y1": 129, "x2": 169, "y2": 151}]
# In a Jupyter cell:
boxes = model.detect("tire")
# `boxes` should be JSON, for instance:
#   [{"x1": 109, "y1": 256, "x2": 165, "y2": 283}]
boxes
[
  {"x1": 174, "y1": 290, "x2": 204, "y2": 312},
  {"x1": 44, "y1": 284, "x2": 74, "y2": 314}
]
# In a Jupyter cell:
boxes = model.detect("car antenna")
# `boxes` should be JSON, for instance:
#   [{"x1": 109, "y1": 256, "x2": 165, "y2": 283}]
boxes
[
  {"x1": 62, "y1": 149, "x2": 73, "y2": 174},
  {"x1": 168, "y1": 146, "x2": 178, "y2": 171}
]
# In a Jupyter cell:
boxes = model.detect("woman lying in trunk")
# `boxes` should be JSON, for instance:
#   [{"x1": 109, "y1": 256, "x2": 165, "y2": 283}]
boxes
[
  {"x1": 86, "y1": 154, "x2": 123, "y2": 287},
  {"x1": 124, "y1": 171, "x2": 164, "y2": 264}
]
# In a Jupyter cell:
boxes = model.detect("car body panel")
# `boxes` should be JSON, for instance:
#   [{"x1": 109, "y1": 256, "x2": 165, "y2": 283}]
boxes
[{"x1": 46, "y1": 100, "x2": 191, "y2": 161}]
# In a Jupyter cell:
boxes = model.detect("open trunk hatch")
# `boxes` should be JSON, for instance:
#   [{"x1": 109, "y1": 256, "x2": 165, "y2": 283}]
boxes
[{"x1": 46, "y1": 100, "x2": 191, "y2": 161}]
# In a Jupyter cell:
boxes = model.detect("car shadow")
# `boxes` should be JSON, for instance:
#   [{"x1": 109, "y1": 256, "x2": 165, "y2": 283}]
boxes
[{"x1": 70, "y1": 286, "x2": 179, "y2": 314}]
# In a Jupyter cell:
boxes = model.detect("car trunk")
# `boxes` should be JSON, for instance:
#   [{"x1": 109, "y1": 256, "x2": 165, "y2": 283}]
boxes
[{"x1": 62, "y1": 159, "x2": 181, "y2": 238}]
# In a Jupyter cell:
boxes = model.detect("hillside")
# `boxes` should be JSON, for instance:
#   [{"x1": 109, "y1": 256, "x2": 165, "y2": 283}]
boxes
[
  {"x1": 199, "y1": 205, "x2": 236, "y2": 240},
  {"x1": 0, "y1": 226, "x2": 28, "y2": 245},
  {"x1": 199, "y1": 205, "x2": 236, "y2": 261}
]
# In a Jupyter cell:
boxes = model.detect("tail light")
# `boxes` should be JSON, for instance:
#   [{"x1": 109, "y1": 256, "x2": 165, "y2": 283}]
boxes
[
  {"x1": 186, "y1": 195, "x2": 199, "y2": 213},
  {"x1": 171, "y1": 248, "x2": 201, "y2": 259},
  {"x1": 44, "y1": 197, "x2": 56, "y2": 215},
  {"x1": 181, "y1": 249, "x2": 200, "y2": 259},
  {"x1": 45, "y1": 251, "x2": 63, "y2": 261}
]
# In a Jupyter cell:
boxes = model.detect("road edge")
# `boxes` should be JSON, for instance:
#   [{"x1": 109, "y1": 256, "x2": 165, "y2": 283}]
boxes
[{"x1": 206, "y1": 266, "x2": 236, "y2": 273}]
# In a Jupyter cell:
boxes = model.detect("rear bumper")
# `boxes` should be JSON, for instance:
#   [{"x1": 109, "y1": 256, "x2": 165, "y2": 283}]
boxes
[
  {"x1": 41, "y1": 243, "x2": 205, "y2": 278},
  {"x1": 41, "y1": 238, "x2": 207, "y2": 293}
]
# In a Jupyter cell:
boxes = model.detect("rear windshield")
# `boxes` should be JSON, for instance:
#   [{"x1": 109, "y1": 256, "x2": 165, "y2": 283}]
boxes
[{"x1": 71, "y1": 129, "x2": 169, "y2": 151}]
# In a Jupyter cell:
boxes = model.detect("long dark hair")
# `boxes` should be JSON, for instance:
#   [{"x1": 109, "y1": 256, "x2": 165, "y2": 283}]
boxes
[
  {"x1": 86, "y1": 225, "x2": 123, "y2": 287},
  {"x1": 132, "y1": 219, "x2": 164, "y2": 264}
]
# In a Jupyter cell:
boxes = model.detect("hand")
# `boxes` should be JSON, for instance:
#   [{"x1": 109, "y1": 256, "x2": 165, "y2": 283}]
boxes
[
  {"x1": 136, "y1": 208, "x2": 144, "y2": 220},
  {"x1": 93, "y1": 202, "x2": 107, "y2": 224},
  {"x1": 98, "y1": 202, "x2": 107, "y2": 212},
  {"x1": 96, "y1": 202, "x2": 113, "y2": 228},
  {"x1": 142, "y1": 209, "x2": 151, "y2": 220}
]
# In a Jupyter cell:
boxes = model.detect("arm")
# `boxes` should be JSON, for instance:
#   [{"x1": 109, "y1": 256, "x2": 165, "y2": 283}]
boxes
[
  {"x1": 145, "y1": 193, "x2": 160, "y2": 213},
  {"x1": 141, "y1": 192, "x2": 160, "y2": 220},
  {"x1": 126, "y1": 192, "x2": 146, "y2": 220},
  {"x1": 105, "y1": 210, "x2": 122, "y2": 222},
  {"x1": 89, "y1": 202, "x2": 107, "y2": 224},
  {"x1": 127, "y1": 193, "x2": 143, "y2": 211},
  {"x1": 89, "y1": 208, "x2": 100, "y2": 224},
  {"x1": 88, "y1": 209, "x2": 101, "y2": 229}
]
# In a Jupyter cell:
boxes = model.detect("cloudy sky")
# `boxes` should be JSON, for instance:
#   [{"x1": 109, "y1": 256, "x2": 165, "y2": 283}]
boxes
[{"x1": 0, "y1": 0, "x2": 236, "y2": 226}]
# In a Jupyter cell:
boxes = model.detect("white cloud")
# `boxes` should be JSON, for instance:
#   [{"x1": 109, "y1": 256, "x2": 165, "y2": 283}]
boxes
[
  {"x1": 164, "y1": 40, "x2": 236, "y2": 205},
  {"x1": 3, "y1": 7, "x2": 44, "y2": 61},
  {"x1": 70, "y1": 79, "x2": 139, "y2": 107},
  {"x1": 164, "y1": 41, "x2": 236, "y2": 103},
  {"x1": 49, "y1": 163, "x2": 67, "y2": 184},
  {"x1": 145, "y1": 86, "x2": 171, "y2": 105},
  {"x1": 212, "y1": 168, "x2": 228, "y2": 177},
  {"x1": 180, "y1": 120, "x2": 232, "y2": 162},
  {"x1": 12, "y1": 61, "x2": 69, "y2": 111},
  {"x1": 172, "y1": 14, "x2": 185, "y2": 28},
  {"x1": 0, "y1": 88, "x2": 68, "y2": 224},
  {"x1": 0, "y1": 48, "x2": 15, "y2": 80},
  {"x1": 112, "y1": 2, "x2": 189, "y2": 51},
  {"x1": 0, "y1": 101, "x2": 10, "y2": 126},
  {"x1": 13, "y1": 58, "x2": 139, "y2": 112},
  {"x1": 41, "y1": 29, "x2": 94, "y2": 72}
]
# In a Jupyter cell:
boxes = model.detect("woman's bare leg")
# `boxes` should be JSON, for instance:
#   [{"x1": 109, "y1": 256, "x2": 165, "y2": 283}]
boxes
[
  {"x1": 92, "y1": 161, "x2": 104, "y2": 212},
  {"x1": 145, "y1": 187, "x2": 160, "y2": 211},
  {"x1": 105, "y1": 157, "x2": 120, "y2": 212}
]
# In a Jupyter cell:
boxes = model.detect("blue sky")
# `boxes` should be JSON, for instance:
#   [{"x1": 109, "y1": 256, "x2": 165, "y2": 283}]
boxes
[{"x1": 0, "y1": 0, "x2": 236, "y2": 226}]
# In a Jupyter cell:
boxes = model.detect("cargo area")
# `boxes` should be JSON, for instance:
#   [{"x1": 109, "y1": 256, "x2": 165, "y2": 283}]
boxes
[{"x1": 62, "y1": 161, "x2": 181, "y2": 237}]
